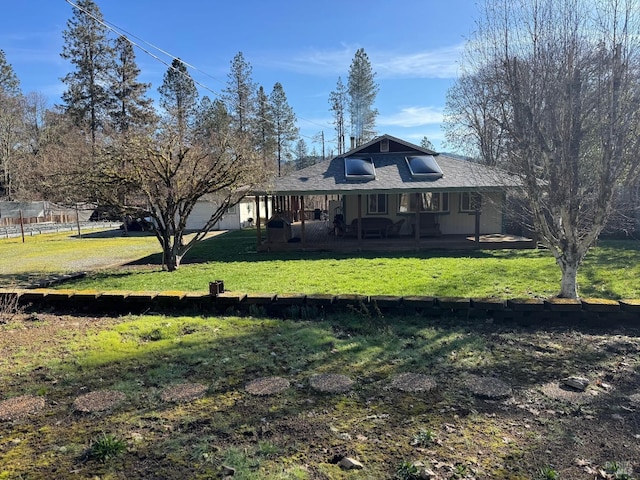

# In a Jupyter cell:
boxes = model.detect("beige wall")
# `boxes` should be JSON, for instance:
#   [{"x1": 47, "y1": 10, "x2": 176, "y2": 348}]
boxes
[{"x1": 341, "y1": 191, "x2": 504, "y2": 235}]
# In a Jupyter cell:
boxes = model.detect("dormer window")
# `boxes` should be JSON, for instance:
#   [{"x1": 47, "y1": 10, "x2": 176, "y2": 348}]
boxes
[
  {"x1": 345, "y1": 157, "x2": 376, "y2": 180},
  {"x1": 406, "y1": 155, "x2": 443, "y2": 179}
]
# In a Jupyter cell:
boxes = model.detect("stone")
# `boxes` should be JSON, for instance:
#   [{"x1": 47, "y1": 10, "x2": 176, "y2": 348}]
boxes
[
  {"x1": 562, "y1": 376, "x2": 589, "y2": 392},
  {"x1": 338, "y1": 457, "x2": 363, "y2": 470},
  {"x1": 221, "y1": 465, "x2": 236, "y2": 476},
  {"x1": 629, "y1": 393, "x2": 640, "y2": 405}
]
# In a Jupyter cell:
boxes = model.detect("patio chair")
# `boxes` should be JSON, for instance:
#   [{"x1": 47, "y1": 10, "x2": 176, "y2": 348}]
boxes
[{"x1": 385, "y1": 219, "x2": 405, "y2": 237}]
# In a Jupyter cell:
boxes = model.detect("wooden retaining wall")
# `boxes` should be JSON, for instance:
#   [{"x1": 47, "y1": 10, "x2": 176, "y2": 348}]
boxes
[{"x1": 2, "y1": 288, "x2": 640, "y2": 326}]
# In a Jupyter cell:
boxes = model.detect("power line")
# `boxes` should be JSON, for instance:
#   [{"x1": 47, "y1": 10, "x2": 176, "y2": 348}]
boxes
[{"x1": 64, "y1": 0, "x2": 334, "y2": 141}]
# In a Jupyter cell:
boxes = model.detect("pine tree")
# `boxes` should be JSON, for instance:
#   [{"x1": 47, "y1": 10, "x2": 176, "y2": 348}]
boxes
[
  {"x1": 0, "y1": 50, "x2": 20, "y2": 95},
  {"x1": 0, "y1": 49, "x2": 21, "y2": 198},
  {"x1": 60, "y1": 0, "x2": 114, "y2": 146},
  {"x1": 222, "y1": 52, "x2": 256, "y2": 135},
  {"x1": 269, "y1": 82, "x2": 298, "y2": 176},
  {"x1": 193, "y1": 96, "x2": 231, "y2": 147},
  {"x1": 328, "y1": 76, "x2": 347, "y2": 154},
  {"x1": 294, "y1": 138, "x2": 308, "y2": 169},
  {"x1": 347, "y1": 48, "x2": 379, "y2": 146},
  {"x1": 253, "y1": 85, "x2": 275, "y2": 166},
  {"x1": 109, "y1": 36, "x2": 156, "y2": 134},
  {"x1": 420, "y1": 136, "x2": 435, "y2": 151},
  {"x1": 158, "y1": 58, "x2": 198, "y2": 146}
]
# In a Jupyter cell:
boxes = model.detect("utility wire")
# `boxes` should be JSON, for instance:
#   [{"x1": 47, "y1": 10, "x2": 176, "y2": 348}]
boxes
[{"x1": 65, "y1": 0, "x2": 334, "y2": 137}]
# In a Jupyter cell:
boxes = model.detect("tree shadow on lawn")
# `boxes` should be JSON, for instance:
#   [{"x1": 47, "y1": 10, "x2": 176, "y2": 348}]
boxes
[
  {"x1": 125, "y1": 230, "x2": 551, "y2": 266},
  {"x1": 2, "y1": 312, "x2": 637, "y2": 477}
]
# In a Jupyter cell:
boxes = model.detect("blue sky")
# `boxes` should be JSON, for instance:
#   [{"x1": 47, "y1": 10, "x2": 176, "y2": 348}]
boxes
[{"x1": 0, "y1": 0, "x2": 479, "y2": 154}]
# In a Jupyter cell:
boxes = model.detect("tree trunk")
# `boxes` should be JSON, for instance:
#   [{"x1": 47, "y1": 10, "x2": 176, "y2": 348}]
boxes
[
  {"x1": 557, "y1": 258, "x2": 579, "y2": 299},
  {"x1": 163, "y1": 241, "x2": 184, "y2": 272}
]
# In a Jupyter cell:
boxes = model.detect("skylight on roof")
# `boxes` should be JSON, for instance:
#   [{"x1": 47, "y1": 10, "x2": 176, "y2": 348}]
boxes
[
  {"x1": 406, "y1": 155, "x2": 443, "y2": 179},
  {"x1": 345, "y1": 157, "x2": 376, "y2": 180}
]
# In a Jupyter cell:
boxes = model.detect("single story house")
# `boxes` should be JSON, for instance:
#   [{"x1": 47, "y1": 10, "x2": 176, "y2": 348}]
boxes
[
  {"x1": 251, "y1": 134, "x2": 529, "y2": 251},
  {"x1": 185, "y1": 196, "x2": 271, "y2": 231}
]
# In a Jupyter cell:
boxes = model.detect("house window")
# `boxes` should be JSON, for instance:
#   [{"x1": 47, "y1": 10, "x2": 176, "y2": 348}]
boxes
[
  {"x1": 345, "y1": 157, "x2": 375, "y2": 180},
  {"x1": 226, "y1": 204, "x2": 237, "y2": 214},
  {"x1": 459, "y1": 192, "x2": 482, "y2": 212},
  {"x1": 398, "y1": 192, "x2": 449, "y2": 213},
  {"x1": 367, "y1": 194, "x2": 388, "y2": 215}
]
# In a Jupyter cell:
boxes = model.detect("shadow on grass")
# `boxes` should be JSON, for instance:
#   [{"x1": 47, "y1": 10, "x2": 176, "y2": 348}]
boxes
[
  {"x1": 1, "y1": 311, "x2": 633, "y2": 478},
  {"x1": 126, "y1": 229, "x2": 553, "y2": 266}
]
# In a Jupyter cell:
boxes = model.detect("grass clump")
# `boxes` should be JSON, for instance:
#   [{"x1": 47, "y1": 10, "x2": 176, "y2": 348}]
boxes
[
  {"x1": 537, "y1": 466, "x2": 560, "y2": 480},
  {"x1": 395, "y1": 460, "x2": 420, "y2": 480},
  {"x1": 411, "y1": 429, "x2": 436, "y2": 447},
  {"x1": 89, "y1": 433, "x2": 126, "y2": 462}
]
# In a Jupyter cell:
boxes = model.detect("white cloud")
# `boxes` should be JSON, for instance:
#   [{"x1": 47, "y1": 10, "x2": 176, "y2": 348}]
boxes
[
  {"x1": 375, "y1": 44, "x2": 465, "y2": 79},
  {"x1": 378, "y1": 106, "x2": 443, "y2": 128},
  {"x1": 262, "y1": 43, "x2": 464, "y2": 80}
]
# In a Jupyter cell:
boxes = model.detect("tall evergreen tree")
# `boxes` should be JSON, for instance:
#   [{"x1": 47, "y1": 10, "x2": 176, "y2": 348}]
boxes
[
  {"x1": 60, "y1": 0, "x2": 114, "y2": 146},
  {"x1": 222, "y1": 52, "x2": 256, "y2": 135},
  {"x1": 193, "y1": 96, "x2": 231, "y2": 147},
  {"x1": 158, "y1": 58, "x2": 198, "y2": 146},
  {"x1": 269, "y1": 82, "x2": 298, "y2": 176},
  {"x1": 294, "y1": 138, "x2": 309, "y2": 170},
  {"x1": 109, "y1": 36, "x2": 156, "y2": 134},
  {"x1": 0, "y1": 49, "x2": 21, "y2": 198},
  {"x1": 328, "y1": 76, "x2": 347, "y2": 154},
  {"x1": 347, "y1": 48, "x2": 379, "y2": 147},
  {"x1": 253, "y1": 85, "x2": 275, "y2": 166},
  {"x1": 0, "y1": 50, "x2": 20, "y2": 95}
]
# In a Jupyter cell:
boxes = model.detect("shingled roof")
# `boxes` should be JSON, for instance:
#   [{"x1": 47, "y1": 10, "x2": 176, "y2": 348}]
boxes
[{"x1": 253, "y1": 134, "x2": 519, "y2": 196}]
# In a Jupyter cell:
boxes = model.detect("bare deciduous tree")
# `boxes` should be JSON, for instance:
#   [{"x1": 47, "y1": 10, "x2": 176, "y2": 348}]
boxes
[
  {"x1": 96, "y1": 129, "x2": 264, "y2": 271},
  {"x1": 445, "y1": 0, "x2": 640, "y2": 298}
]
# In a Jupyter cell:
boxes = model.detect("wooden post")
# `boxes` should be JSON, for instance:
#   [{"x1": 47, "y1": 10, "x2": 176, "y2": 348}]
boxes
[
  {"x1": 475, "y1": 205, "x2": 481, "y2": 243},
  {"x1": 300, "y1": 196, "x2": 306, "y2": 247},
  {"x1": 414, "y1": 193, "x2": 420, "y2": 247},
  {"x1": 255, "y1": 195, "x2": 261, "y2": 248},
  {"x1": 264, "y1": 195, "x2": 270, "y2": 222},
  {"x1": 19, "y1": 209, "x2": 25, "y2": 243},
  {"x1": 75, "y1": 203, "x2": 82, "y2": 238},
  {"x1": 357, "y1": 194, "x2": 362, "y2": 244}
]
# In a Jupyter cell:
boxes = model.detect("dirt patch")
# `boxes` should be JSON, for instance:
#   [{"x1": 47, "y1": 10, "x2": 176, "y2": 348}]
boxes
[
  {"x1": 309, "y1": 373, "x2": 354, "y2": 393},
  {"x1": 160, "y1": 382, "x2": 208, "y2": 403},
  {"x1": 245, "y1": 377, "x2": 290, "y2": 396},
  {"x1": 0, "y1": 395, "x2": 45, "y2": 421},
  {"x1": 73, "y1": 390, "x2": 126, "y2": 413}
]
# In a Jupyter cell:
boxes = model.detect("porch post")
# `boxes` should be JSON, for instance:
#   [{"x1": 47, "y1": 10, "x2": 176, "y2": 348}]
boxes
[
  {"x1": 414, "y1": 193, "x2": 421, "y2": 248},
  {"x1": 357, "y1": 194, "x2": 363, "y2": 244},
  {"x1": 264, "y1": 195, "x2": 270, "y2": 221},
  {"x1": 300, "y1": 196, "x2": 306, "y2": 247},
  {"x1": 474, "y1": 204, "x2": 481, "y2": 243},
  {"x1": 255, "y1": 196, "x2": 261, "y2": 248}
]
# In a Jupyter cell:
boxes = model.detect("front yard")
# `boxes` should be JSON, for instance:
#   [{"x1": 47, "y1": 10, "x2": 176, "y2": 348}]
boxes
[{"x1": 1, "y1": 312, "x2": 639, "y2": 479}]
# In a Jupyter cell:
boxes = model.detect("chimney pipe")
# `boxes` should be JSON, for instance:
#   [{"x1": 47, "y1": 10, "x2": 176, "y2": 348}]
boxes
[{"x1": 350, "y1": 136, "x2": 356, "y2": 150}]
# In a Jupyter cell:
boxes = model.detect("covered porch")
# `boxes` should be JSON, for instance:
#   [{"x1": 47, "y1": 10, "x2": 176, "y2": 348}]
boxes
[{"x1": 255, "y1": 216, "x2": 535, "y2": 252}]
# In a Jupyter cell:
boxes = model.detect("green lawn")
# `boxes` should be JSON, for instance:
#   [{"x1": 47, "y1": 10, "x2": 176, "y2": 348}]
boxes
[
  {"x1": 34, "y1": 229, "x2": 640, "y2": 299},
  {"x1": 0, "y1": 229, "x2": 160, "y2": 286}
]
